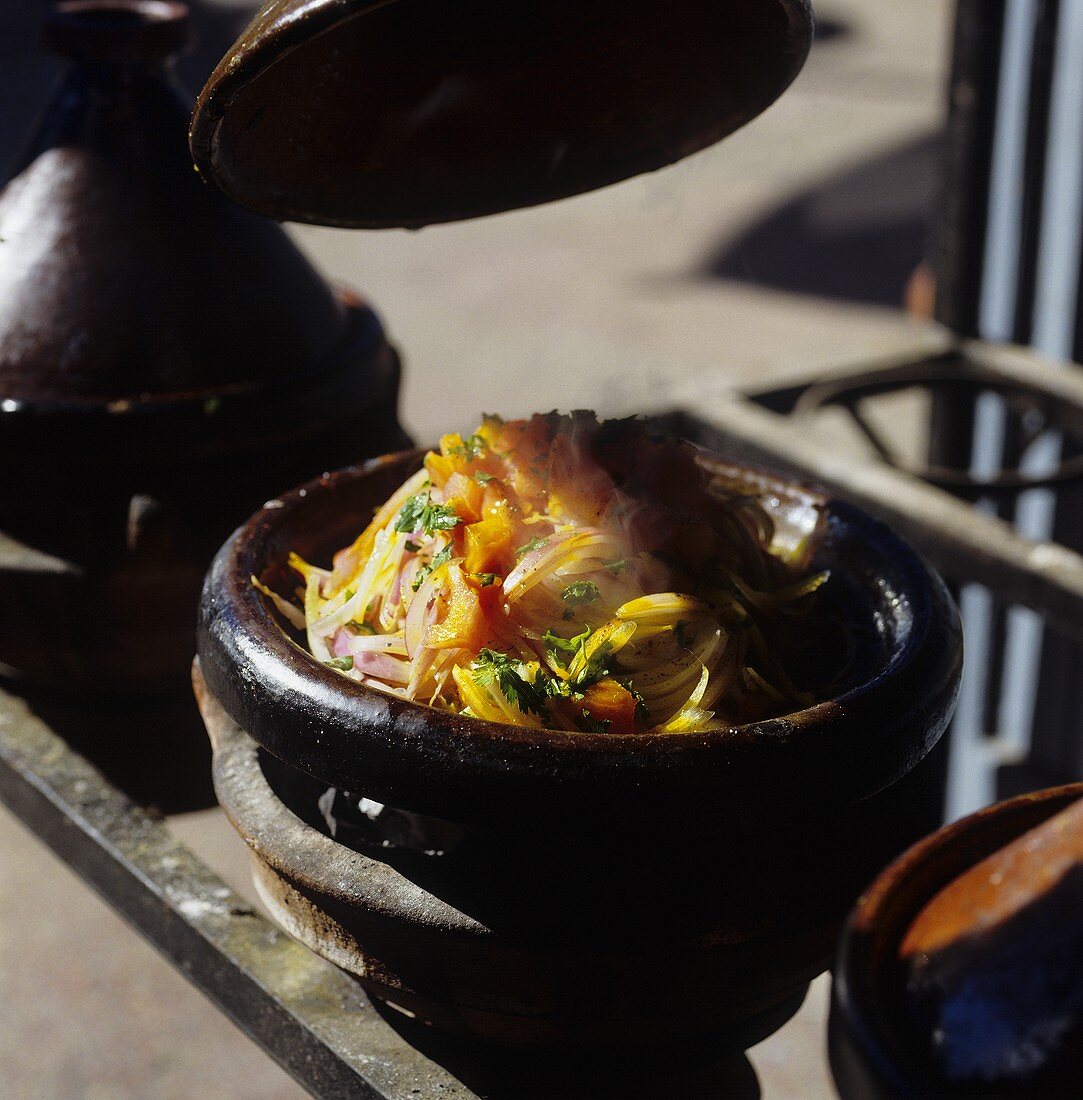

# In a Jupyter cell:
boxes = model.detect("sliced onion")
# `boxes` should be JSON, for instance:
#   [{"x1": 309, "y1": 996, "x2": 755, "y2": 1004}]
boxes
[
  {"x1": 502, "y1": 529, "x2": 577, "y2": 595},
  {"x1": 353, "y1": 650, "x2": 411, "y2": 683},
  {"x1": 251, "y1": 576, "x2": 306, "y2": 630},
  {"x1": 331, "y1": 628, "x2": 408, "y2": 657},
  {"x1": 616, "y1": 593, "x2": 709, "y2": 626},
  {"x1": 404, "y1": 569, "x2": 445, "y2": 657}
]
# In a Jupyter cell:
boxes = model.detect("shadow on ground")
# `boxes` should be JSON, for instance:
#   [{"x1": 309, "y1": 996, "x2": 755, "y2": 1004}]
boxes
[
  {"x1": 703, "y1": 132, "x2": 940, "y2": 308},
  {"x1": 369, "y1": 996, "x2": 765, "y2": 1100}
]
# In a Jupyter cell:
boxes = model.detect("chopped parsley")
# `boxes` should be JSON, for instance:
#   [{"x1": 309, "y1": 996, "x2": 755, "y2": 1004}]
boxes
[
  {"x1": 324, "y1": 656, "x2": 354, "y2": 671},
  {"x1": 515, "y1": 536, "x2": 549, "y2": 557},
  {"x1": 394, "y1": 492, "x2": 461, "y2": 537},
  {"x1": 412, "y1": 544, "x2": 453, "y2": 592},
  {"x1": 404, "y1": 539, "x2": 421, "y2": 552},
  {"x1": 577, "y1": 709, "x2": 611, "y2": 734},
  {"x1": 345, "y1": 620, "x2": 376, "y2": 636},
  {"x1": 469, "y1": 572, "x2": 498, "y2": 587},
  {"x1": 561, "y1": 580, "x2": 600, "y2": 606},
  {"x1": 573, "y1": 641, "x2": 615, "y2": 688},
  {"x1": 628, "y1": 685, "x2": 651, "y2": 725},
  {"x1": 471, "y1": 649, "x2": 550, "y2": 717},
  {"x1": 544, "y1": 676, "x2": 573, "y2": 700},
  {"x1": 542, "y1": 625, "x2": 592, "y2": 666},
  {"x1": 603, "y1": 558, "x2": 627, "y2": 575},
  {"x1": 448, "y1": 433, "x2": 488, "y2": 459},
  {"x1": 473, "y1": 471, "x2": 495, "y2": 485}
]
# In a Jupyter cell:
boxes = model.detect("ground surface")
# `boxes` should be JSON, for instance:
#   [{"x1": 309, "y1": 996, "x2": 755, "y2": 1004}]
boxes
[{"x1": 1, "y1": 1, "x2": 952, "y2": 1096}]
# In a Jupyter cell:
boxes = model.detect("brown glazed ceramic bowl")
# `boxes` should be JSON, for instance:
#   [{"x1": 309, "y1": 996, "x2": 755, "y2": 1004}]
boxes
[
  {"x1": 196, "y1": 450, "x2": 961, "y2": 837},
  {"x1": 830, "y1": 783, "x2": 1083, "y2": 1098},
  {"x1": 197, "y1": 662, "x2": 953, "y2": 1050},
  {"x1": 195, "y1": 446, "x2": 961, "y2": 1048}
]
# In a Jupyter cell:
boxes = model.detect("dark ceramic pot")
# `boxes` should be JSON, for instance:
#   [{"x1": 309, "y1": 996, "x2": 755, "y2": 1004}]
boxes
[
  {"x1": 195, "y1": 449, "x2": 962, "y2": 1048},
  {"x1": 0, "y1": 2, "x2": 409, "y2": 809},
  {"x1": 197, "y1": 662, "x2": 954, "y2": 1050},
  {"x1": 829, "y1": 783, "x2": 1083, "y2": 1099},
  {"x1": 197, "y1": 451, "x2": 961, "y2": 836}
]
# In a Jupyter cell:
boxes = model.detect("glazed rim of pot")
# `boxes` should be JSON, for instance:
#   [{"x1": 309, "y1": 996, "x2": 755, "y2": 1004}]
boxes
[{"x1": 197, "y1": 449, "x2": 962, "y2": 825}]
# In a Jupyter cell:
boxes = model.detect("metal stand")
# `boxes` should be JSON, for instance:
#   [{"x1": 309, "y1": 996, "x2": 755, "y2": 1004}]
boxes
[{"x1": 0, "y1": 684, "x2": 468, "y2": 1100}]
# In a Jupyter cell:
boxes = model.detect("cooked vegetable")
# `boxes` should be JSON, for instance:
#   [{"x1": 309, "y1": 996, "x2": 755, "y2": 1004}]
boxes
[{"x1": 259, "y1": 412, "x2": 828, "y2": 733}]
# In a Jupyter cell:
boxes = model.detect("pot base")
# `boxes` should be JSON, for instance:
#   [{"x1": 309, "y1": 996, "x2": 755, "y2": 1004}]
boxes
[
  {"x1": 197, "y1": 663, "x2": 947, "y2": 1051},
  {"x1": 248, "y1": 848, "x2": 811, "y2": 1050}
]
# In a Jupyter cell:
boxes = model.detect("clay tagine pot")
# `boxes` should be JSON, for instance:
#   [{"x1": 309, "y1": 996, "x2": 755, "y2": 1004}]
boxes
[
  {"x1": 195, "y1": 449, "x2": 962, "y2": 1048},
  {"x1": 0, "y1": 1, "x2": 409, "y2": 808},
  {"x1": 830, "y1": 783, "x2": 1083, "y2": 1098},
  {"x1": 189, "y1": 0, "x2": 814, "y2": 228}
]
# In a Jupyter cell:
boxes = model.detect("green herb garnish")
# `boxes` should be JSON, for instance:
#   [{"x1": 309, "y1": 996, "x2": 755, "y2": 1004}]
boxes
[
  {"x1": 603, "y1": 558, "x2": 627, "y2": 575},
  {"x1": 448, "y1": 434, "x2": 487, "y2": 459},
  {"x1": 345, "y1": 620, "x2": 376, "y2": 636},
  {"x1": 473, "y1": 471, "x2": 495, "y2": 485},
  {"x1": 469, "y1": 572, "x2": 498, "y2": 587},
  {"x1": 325, "y1": 656, "x2": 354, "y2": 672},
  {"x1": 561, "y1": 580, "x2": 600, "y2": 606},
  {"x1": 471, "y1": 649, "x2": 550, "y2": 717},
  {"x1": 542, "y1": 626, "x2": 592, "y2": 667},
  {"x1": 628, "y1": 684, "x2": 651, "y2": 725},
  {"x1": 576, "y1": 709, "x2": 611, "y2": 734},
  {"x1": 394, "y1": 493, "x2": 461, "y2": 537},
  {"x1": 573, "y1": 641, "x2": 615, "y2": 688},
  {"x1": 404, "y1": 539, "x2": 421, "y2": 552},
  {"x1": 515, "y1": 536, "x2": 549, "y2": 557},
  {"x1": 412, "y1": 544, "x2": 453, "y2": 592}
]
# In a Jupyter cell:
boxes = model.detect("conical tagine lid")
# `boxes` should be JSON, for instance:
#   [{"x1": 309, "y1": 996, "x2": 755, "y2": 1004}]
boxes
[{"x1": 0, "y1": 0, "x2": 352, "y2": 403}]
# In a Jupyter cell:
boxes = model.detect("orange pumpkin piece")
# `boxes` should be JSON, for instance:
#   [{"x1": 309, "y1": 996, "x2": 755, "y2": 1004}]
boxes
[
  {"x1": 464, "y1": 501, "x2": 517, "y2": 575},
  {"x1": 426, "y1": 565, "x2": 492, "y2": 651},
  {"x1": 425, "y1": 449, "x2": 462, "y2": 488},
  {"x1": 442, "y1": 472, "x2": 485, "y2": 524},
  {"x1": 580, "y1": 679, "x2": 639, "y2": 734}
]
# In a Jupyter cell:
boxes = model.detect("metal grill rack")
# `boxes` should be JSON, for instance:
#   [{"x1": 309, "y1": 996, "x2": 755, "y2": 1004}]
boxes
[{"x1": 670, "y1": 337, "x2": 1083, "y2": 814}]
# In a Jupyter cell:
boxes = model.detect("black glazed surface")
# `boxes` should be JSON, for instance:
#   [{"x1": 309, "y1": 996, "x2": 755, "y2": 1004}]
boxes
[
  {"x1": 190, "y1": 0, "x2": 814, "y2": 228},
  {"x1": 196, "y1": 450, "x2": 962, "y2": 833},
  {"x1": 200, "y1": 676, "x2": 950, "y2": 1051},
  {"x1": 829, "y1": 784, "x2": 1083, "y2": 1100}
]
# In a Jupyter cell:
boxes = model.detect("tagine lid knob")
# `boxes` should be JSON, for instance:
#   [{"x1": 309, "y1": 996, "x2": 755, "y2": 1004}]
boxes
[
  {"x1": 0, "y1": 0, "x2": 354, "y2": 403},
  {"x1": 44, "y1": 0, "x2": 192, "y2": 62},
  {"x1": 189, "y1": 0, "x2": 814, "y2": 230}
]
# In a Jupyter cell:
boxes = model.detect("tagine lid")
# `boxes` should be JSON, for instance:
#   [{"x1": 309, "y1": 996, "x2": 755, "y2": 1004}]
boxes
[
  {"x1": 0, "y1": 1, "x2": 353, "y2": 404},
  {"x1": 189, "y1": 0, "x2": 814, "y2": 229}
]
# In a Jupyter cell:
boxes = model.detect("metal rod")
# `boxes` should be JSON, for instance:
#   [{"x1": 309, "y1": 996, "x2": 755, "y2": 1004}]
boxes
[
  {"x1": 664, "y1": 383, "x2": 1083, "y2": 639},
  {"x1": 0, "y1": 686, "x2": 473, "y2": 1100},
  {"x1": 840, "y1": 400, "x2": 901, "y2": 466},
  {"x1": 964, "y1": 336, "x2": 1083, "y2": 414}
]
